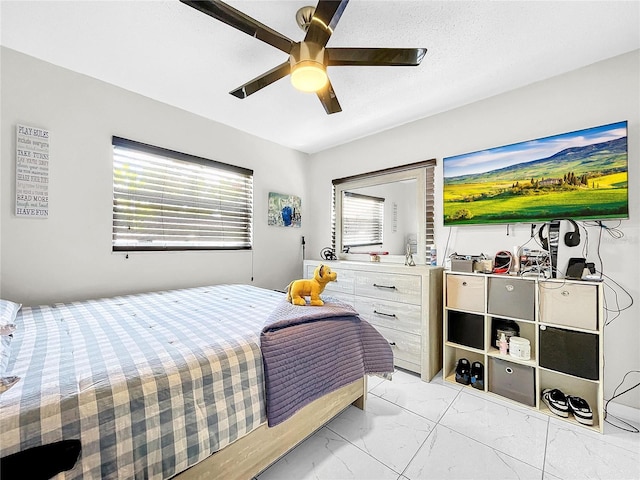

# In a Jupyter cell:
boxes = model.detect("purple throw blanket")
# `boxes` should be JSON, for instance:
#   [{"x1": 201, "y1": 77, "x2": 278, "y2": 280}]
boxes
[{"x1": 260, "y1": 298, "x2": 394, "y2": 426}]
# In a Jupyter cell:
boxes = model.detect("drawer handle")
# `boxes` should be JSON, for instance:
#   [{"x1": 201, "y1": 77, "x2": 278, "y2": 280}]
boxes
[
  {"x1": 373, "y1": 310, "x2": 397, "y2": 318},
  {"x1": 505, "y1": 284, "x2": 514, "y2": 292},
  {"x1": 388, "y1": 342, "x2": 396, "y2": 346},
  {"x1": 462, "y1": 281, "x2": 467, "y2": 286},
  {"x1": 561, "y1": 290, "x2": 570, "y2": 297},
  {"x1": 373, "y1": 283, "x2": 397, "y2": 290},
  {"x1": 505, "y1": 367, "x2": 514, "y2": 374}
]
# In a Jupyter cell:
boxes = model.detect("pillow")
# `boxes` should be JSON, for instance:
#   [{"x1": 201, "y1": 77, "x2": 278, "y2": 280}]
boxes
[
  {"x1": 1, "y1": 299, "x2": 21, "y2": 326},
  {"x1": 0, "y1": 299, "x2": 21, "y2": 377}
]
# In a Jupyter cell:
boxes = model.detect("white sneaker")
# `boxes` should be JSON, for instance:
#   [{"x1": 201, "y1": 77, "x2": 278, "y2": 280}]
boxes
[
  {"x1": 542, "y1": 388, "x2": 569, "y2": 418},
  {"x1": 567, "y1": 395, "x2": 593, "y2": 425}
]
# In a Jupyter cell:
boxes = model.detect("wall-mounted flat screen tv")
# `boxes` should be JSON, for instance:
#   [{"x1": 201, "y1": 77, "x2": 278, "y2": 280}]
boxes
[{"x1": 443, "y1": 121, "x2": 628, "y2": 226}]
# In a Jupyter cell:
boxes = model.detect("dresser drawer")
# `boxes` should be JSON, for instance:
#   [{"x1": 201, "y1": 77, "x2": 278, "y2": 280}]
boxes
[
  {"x1": 372, "y1": 324, "x2": 421, "y2": 367},
  {"x1": 446, "y1": 274, "x2": 484, "y2": 312},
  {"x1": 304, "y1": 264, "x2": 355, "y2": 296},
  {"x1": 355, "y1": 272, "x2": 421, "y2": 305},
  {"x1": 354, "y1": 297, "x2": 421, "y2": 335},
  {"x1": 539, "y1": 283, "x2": 598, "y2": 330},
  {"x1": 324, "y1": 269, "x2": 355, "y2": 296}
]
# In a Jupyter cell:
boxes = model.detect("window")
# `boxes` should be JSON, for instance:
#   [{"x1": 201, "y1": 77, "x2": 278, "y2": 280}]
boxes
[
  {"x1": 341, "y1": 192, "x2": 384, "y2": 249},
  {"x1": 112, "y1": 137, "x2": 253, "y2": 251}
]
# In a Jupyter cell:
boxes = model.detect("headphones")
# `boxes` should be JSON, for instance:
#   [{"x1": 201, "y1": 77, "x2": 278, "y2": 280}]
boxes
[
  {"x1": 563, "y1": 219, "x2": 581, "y2": 246},
  {"x1": 538, "y1": 219, "x2": 581, "y2": 249}
]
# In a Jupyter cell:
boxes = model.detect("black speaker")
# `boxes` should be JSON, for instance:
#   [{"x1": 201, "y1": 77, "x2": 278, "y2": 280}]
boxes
[{"x1": 539, "y1": 326, "x2": 599, "y2": 380}]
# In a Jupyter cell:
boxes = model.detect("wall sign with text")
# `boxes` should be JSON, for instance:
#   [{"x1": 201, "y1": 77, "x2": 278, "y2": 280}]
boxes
[{"x1": 16, "y1": 124, "x2": 49, "y2": 218}]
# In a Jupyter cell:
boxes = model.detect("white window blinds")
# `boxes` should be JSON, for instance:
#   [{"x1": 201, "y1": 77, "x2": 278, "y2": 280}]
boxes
[
  {"x1": 112, "y1": 137, "x2": 253, "y2": 251},
  {"x1": 342, "y1": 192, "x2": 384, "y2": 248}
]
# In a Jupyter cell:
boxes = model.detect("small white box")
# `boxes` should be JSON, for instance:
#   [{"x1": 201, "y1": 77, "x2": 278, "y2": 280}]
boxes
[{"x1": 509, "y1": 337, "x2": 531, "y2": 360}]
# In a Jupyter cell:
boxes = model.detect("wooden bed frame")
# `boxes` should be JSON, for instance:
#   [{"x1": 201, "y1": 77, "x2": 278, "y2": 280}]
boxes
[{"x1": 176, "y1": 377, "x2": 367, "y2": 479}]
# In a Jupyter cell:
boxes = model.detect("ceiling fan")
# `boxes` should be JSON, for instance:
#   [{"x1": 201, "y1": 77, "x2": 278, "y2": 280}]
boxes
[{"x1": 180, "y1": 0, "x2": 427, "y2": 114}]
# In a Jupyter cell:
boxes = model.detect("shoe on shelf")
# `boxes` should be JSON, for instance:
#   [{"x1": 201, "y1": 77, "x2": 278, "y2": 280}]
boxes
[
  {"x1": 567, "y1": 395, "x2": 594, "y2": 426},
  {"x1": 470, "y1": 361, "x2": 484, "y2": 390},
  {"x1": 542, "y1": 388, "x2": 569, "y2": 418},
  {"x1": 455, "y1": 358, "x2": 470, "y2": 385}
]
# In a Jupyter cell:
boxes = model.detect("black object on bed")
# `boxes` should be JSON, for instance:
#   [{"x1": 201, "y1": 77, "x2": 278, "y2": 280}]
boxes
[{"x1": 0, "y1": 439, "x2": 81, "y2": 480}]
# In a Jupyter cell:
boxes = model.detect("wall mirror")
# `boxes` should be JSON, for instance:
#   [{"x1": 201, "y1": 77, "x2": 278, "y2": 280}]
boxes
[{"x1": 332, "y1": 160, "x2": 435, "y2": 265}]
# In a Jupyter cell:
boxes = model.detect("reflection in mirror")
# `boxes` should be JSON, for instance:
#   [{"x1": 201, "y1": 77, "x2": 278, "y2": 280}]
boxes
[
  {"x1": 341, "y1": 180, "x2": 417, "y2": 256},
  {"x1": 332, "y1": 160, "x2": 435, "y2": 265}
]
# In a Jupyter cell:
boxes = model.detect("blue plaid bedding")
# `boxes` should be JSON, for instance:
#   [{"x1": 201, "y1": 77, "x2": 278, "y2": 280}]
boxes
[{"x1": 0, "y1": 284, "x2": 283, "y2": 479}]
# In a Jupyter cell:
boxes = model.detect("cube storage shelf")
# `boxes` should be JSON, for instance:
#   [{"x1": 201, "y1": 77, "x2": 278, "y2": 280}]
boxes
[{"x1": 443, "y1": 271, "x2": 604, "y2": 432}]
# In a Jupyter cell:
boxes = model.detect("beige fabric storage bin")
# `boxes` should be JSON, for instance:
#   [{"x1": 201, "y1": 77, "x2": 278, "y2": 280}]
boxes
[
  {"x1": 539, "y1": 283, "x2": 598, "y2": 330},
  {"x1": 446, "y1": 274, "x2": 484, "y2": 312}
]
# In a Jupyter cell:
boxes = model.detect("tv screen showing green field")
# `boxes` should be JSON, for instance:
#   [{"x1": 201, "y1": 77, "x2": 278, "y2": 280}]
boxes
[{"x1": 443, "y1": 121, "x2": 628, "y2": 226}]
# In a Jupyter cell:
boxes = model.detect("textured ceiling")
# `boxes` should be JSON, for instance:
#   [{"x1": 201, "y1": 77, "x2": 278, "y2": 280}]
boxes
[{"x1": 1, "y1": 1, "x2": 639, "y2": 154}]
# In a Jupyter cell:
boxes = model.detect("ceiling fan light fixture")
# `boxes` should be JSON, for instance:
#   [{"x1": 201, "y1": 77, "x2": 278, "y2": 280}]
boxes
[
  {"x1": 291, "y1": 60, "x2": 327, "y2": 92},
  {"x1": 180, "y1": 1, "x2": 426, "y2": 114},
  {"x1": 290, "y1": 41, "x2": 327, "y2": 93}
]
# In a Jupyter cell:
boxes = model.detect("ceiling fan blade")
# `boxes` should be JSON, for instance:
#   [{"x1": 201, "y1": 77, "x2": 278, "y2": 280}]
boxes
[
  {"x1": 180, "y1": 0, "x2": 294, "y2": 54},
  {"x1": 304, "y1": 0, "x2": 349, "y2": 48},
  {"x1": 229, "y1": 62, "x2": 291, "y2": 99},
  {"x1": 326, "y1": 48, "x2": 427, "y2": 66},
  {"x1": 316, "y1": 79, "x2": 342, "y2": 114}
]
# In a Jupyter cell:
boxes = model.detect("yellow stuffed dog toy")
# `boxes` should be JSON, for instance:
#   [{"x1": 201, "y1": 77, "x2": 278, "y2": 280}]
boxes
[{"x1": 286, "y1": 264, "x2": 337, "y2": 306}]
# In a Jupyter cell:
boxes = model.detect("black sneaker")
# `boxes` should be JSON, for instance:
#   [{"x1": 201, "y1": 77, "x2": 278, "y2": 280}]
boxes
[
  {"x1": 470, "y1": 361, "x2": 484, "y2": 390},
  {"x1": 542, "y1": 388, "x2": 569, "y2": 418},
  {"x1": 567, "y1": 395, "x2": 593, "y2": 425},
  {"x1": 455, "y1": 358, "x2": 470, "y2": 385}
]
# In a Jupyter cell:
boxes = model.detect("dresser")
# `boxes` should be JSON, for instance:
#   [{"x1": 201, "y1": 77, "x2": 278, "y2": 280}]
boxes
[{"x1": 303, "y1": 260, "x2": 443, "y2": 381}]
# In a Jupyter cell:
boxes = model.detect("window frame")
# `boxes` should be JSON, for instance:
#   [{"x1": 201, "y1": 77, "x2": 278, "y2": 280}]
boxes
[{"x1": 112, "y1": 136, "x2": 253, "y2": 252}]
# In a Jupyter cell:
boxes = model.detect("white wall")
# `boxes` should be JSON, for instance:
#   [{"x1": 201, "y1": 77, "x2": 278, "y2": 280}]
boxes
[
  {"x1": 0, "y1": 47, "x2": 308, "y2": 305},
  {"x1": 306, "y1": 51, "x2": 640, "y2": 409}
]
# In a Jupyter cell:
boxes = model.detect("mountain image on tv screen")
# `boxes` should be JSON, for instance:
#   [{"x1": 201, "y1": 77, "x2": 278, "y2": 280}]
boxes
[{"x1": 443, "y1": 121, "x2": 628, "y2": 226}]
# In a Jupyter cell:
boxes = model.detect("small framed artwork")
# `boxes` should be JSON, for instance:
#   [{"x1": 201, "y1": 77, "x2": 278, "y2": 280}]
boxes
[{"x1": 268, "y1": 192, "x2": 301, "y2": 227}]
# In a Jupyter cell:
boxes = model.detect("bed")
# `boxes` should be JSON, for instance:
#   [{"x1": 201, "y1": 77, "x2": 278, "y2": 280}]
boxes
[{"x1": 0, "y1": 284, "x2": 393, "y2": 479}]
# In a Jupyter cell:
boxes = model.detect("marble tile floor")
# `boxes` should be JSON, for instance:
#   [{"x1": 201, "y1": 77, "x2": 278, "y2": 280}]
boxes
[{"x1": 257, "y1": 369, "x2": 640, "y2": 480}]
